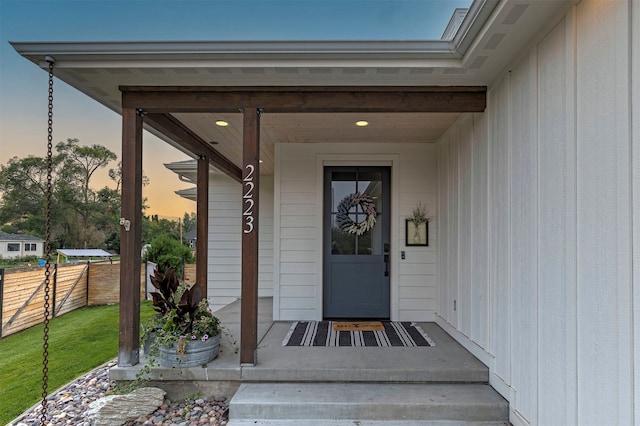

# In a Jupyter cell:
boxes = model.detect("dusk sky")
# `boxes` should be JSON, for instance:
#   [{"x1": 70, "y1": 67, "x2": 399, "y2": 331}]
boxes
[{"x1": 0, "y1": 0, "x2": 469, "y2": 218}]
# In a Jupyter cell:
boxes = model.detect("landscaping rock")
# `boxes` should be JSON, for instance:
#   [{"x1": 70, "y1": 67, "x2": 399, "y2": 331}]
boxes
[
  {"x1": 10, "y1": 360, "x2": 229, "y2": 426},
  {"x1": 86, "y1": 387, "x2": 166, "y2": 426}
]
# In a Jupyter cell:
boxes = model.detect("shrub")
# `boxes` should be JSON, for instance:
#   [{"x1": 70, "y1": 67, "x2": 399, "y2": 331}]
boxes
[
  {"x1": 0, "y1": 255, "x2": 40, "y2": 268},
  {"x1": 143, "y1": 234, "x2": 194, "y2": 274}
]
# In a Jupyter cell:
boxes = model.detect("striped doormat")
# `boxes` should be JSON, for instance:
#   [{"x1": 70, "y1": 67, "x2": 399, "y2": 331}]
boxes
[{"x1": 282, "y1": 321, "x2": 436, "y2": 347}]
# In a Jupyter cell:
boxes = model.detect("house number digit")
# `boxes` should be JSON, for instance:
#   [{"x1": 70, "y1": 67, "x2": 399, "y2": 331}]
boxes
[
  {"x1": 243, "y1": 164, "x2": 255, "y2": 234},
  {"x1": 243, "y1": 198, "x2": 255, "y2": 215},
  {"x1": 243, "y1": 182, "x2": 254, "y2": 198}
]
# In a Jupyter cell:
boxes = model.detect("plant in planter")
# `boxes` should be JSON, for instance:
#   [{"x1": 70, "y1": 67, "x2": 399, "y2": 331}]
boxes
[
  {"x1": 409, "y1": 202, "x2": 429, "y2": 226},
  {"x1": 142, "y1": 267, "x2": 221, "y2": 368},
  {"x1": 408, "y1": 202, "x2": 430, "y2": 245}
]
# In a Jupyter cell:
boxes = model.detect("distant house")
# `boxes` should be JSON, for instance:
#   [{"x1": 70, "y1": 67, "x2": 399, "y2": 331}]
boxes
[
  {"x1": 0, "y1": 231, "x2": 44, "y2": 259},
  {"x1": 183, "y1": 229, "x2": 197, "y2": 248}
]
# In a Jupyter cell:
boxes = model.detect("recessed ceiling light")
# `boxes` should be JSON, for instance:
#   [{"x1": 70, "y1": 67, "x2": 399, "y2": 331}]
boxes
[
  {"x1": 356, "y1": 120, "x2": 369, "y2": 127},
  {"x1": 215, "y1": 120, "x2": 229, "y2": 127}
]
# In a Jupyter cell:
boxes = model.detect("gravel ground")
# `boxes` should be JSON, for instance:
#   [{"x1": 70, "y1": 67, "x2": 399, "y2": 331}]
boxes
[{"x1": 10, "y1": 359, "x2": 229, "y2": 426}]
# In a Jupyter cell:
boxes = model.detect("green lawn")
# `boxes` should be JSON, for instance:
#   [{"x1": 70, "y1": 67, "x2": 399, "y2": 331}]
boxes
[{"x1": 0, "y1": 301, "x2": 155, "y2": 424}]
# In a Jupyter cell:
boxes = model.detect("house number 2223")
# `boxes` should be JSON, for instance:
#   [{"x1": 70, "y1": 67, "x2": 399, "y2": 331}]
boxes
[{"x1": 243, "y1": 164, "x2": 255, "y2": 234}]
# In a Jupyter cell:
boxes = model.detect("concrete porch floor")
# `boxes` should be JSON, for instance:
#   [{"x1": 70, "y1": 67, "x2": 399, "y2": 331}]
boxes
[{"x1": 110, "y1": 297, "x2": 489, "y2": 398}]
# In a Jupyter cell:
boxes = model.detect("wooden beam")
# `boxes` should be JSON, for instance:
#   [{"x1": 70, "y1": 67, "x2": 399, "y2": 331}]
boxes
[
  {"x1": 144, "y1": 113, "x2": 242, "y2": 182},
  {"x1": 122, "y1": 85, "x2": 484, "y2": 94},
  {"x1": 196, "y1": 156, "x2": 208, "y2": 300},
  {"x1": 118, "y1": 107, "x2": 143, "y2": 367},
  {"x1": 121, "y1": 86, "x2": 486, "y2": 114},
  {"x1": 240, "y1": 108, "x2": 260, "y2": 366}
]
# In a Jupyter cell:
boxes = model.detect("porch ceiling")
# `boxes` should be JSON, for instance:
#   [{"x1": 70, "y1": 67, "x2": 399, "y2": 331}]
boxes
[
  {"x1": 10, "y1": 0, "x2": 575, "y2": 176},
  {"x1": 174, "y1": 112, "x2": 463, "y2": 175}
]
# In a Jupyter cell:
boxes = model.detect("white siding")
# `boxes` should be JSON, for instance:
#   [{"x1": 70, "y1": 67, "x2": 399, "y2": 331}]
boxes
[
  {"x1": 575, "y1": 1, "x2": 632, "y2": 423},
  {"x1": 276, "y1": 144, "x2": 318, "y2": 320},
  {"x1": 397, "y1": 146, "x2": 437, "y2": 321},
  {"x1": 509, "y1": 51, "x2": 538, "y2": 424},
  {"x1": 435, "y1": 1, "x2": 636, "y2": 424},
  {"x1": 447, "y1": 127, "x2": 459, "y2": 328},
  {"x1": 436, "y1": 140, "x2": 449, "y2": 321},
  {"x1": 275, "y1": 143, "x2": 437, "y2": 321},
  {"x1": 470, "y1": 112, "x2": 489, "y2": 351},
  {"x1": 633, "y1": 0, "x2": 640, "y2": 422},
  {"x1": 537, "y1": 14, "x2": 577, "y2": 426},
  {"x1": 488, "y1": 73, "x2": 511, "y2": 388},
  {"x1": 457, "y1": 115, "x2": 473, "y2": 338},
  {"x1": 207, "y1": 173, "x2": 273, "y2": 312}
]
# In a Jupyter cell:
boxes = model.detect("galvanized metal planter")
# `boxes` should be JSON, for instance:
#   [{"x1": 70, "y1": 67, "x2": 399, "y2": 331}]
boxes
[{"x1": 158, "y1": 335, "x2": 220, "y2": 368}]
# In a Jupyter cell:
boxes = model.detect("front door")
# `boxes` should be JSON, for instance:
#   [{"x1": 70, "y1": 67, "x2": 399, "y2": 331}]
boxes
[{"x1": 323, "y1": 166, "x2": 391, "y2": 319}]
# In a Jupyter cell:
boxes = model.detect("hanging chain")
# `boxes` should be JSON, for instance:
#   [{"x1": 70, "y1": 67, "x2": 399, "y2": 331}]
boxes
[{"x1": 40, "y1": 57, "x2": 55, "y2": 425}]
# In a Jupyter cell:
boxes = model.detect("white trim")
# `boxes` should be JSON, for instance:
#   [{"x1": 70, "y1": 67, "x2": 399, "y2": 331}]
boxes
[
  {"x1": 490, "y1": 372, "x2": 513, "y2": 407},
  {"x1": 390, "y1": 159, "x2": 400, "y2": 321},
  {"x1": 315, "y1": 157, "x2": 325, "y2": 321},
  {"x1": 614, "y1": 0, "x2": 635, "y2": 419},
  {"x1": 12, "y1": 40, "x2": 462, "y2": 60},
  {"x1": 510, "y1": 407, "x2": 531, "y2": 426},
  {"x1": 436, "y1": 313, "x2": 517, "y2": 405},
  {"x1": 435, "y1": 313, "x2": 494, "y2": 367},
  {"x1": 9, "y1": 0, "x2": 501, "y2": 64},
  {"x1": 564, "y1": 7, "x2": 578, "y2": 425},
  {"x1": 632, "y1": 0, "x2": 640, "y2": 423},
  {"x1": 272, "y1": 143, "x2": 282, "y2": 320},
  {"x1": 322, "y1": 159, "x2": 393, "y2": 167}
]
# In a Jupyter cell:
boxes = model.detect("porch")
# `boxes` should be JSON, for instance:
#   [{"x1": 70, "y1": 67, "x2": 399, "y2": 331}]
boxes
[{"x1": 110, "y1": 297, "x2": 508, "y2": 424}]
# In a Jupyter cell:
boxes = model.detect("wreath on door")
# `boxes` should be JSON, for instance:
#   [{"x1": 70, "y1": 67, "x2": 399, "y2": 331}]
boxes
[{"x1": 335, "y1": 192, "x2": 377, "y2": 235}]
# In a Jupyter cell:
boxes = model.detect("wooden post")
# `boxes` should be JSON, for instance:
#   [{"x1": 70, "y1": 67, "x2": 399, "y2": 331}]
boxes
[
  {"x1": 85, "y1": 261, "x2": 90, "y2": 307},
  {"x1": 0, "y1": 268, "x2": 4, "y2": 338},
  {"x1": 118, "y1": 107, "x2": 143, "y2": 367},
  {"x1": 51, "y1": 263, "x2": 57, "y2": 317},
  {"x1": 240, "y1": 108, "x2": 260, "y2": 365},
  {"x1": 196, "y1": 155, "x2": 209, "y2": 300}
]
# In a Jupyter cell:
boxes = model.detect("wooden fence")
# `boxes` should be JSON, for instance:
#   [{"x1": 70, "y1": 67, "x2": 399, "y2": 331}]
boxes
[{"x1": 0, "y1": 261, "x2": 154, "y2": 338}]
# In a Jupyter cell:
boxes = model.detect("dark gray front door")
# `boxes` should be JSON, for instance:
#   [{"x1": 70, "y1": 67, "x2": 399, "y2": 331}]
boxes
[{"x1": 323, "y1": 166, "x2": 391, "y2": 319}]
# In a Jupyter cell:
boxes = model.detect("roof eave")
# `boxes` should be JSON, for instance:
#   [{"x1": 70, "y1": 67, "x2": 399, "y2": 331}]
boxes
[{"x1": 10, "y1": 39, "x2": 469, "y2": 68}]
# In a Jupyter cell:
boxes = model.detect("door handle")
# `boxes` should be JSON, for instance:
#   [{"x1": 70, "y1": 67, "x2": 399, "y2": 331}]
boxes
[{"x1": 384, "y1": 254, "x2": 389, "y2": 277}]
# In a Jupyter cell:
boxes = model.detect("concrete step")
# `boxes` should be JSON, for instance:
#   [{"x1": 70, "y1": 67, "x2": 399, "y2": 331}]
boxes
[
  {"x1": 228, "y1": 383, "x2": 509, "y2": 425},
  {"x1": 228, "y1": 421, "x2": 508, "y2": 426}
]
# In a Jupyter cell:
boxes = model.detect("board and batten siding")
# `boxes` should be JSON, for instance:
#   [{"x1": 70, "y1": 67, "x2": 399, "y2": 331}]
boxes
[
  {"x1": 274, "y1": 143, "x2": 437, "y2": 321},
  {"x1": 633, "y1": 0, "x2": 640, "y2": 422},
  {"x1": 436, "y1": 1, "x2": 636, "y2": 425},
  {"x1": 206, "y1": 173, "x2": 273, "y2": 312}
]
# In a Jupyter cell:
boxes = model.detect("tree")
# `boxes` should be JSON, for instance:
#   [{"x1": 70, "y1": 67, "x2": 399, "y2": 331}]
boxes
[
  {"x1": 108, "y1": 161, "x2": 149, "y2": 193},
  {"x1": 142, "y1": 215, "x2": 182, "y2": 244},
  {"x1": 97, "y1": 162, "x2": 150, "y2": 253},
  {"x1": 96, "y1": 187, "x2": 121, "y2": 252},
  {"x1": 0, "y1": 139, "x2": 119, "y2": 250},
  {"x1": 56, "y1": 139, "x2": 117, "y2": 248},
  {"x1": 0, "y1": 139, "x2": 166, "y2": 254},
  {"x1": 182, "y1": 212, "x2": 196, "y2": 234},
  {"x1": 0, "y1": 155, "x2": 65, "y2": 240}
]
